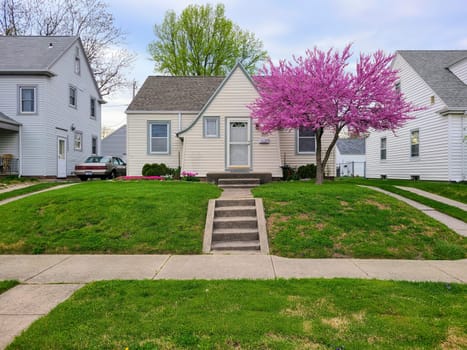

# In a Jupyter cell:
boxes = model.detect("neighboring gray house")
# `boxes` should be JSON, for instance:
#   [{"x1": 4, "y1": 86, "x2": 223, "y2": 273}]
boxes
[
  {"x1": 366, "y1": 50, "x2": 467, "y2": 181},
  {"x1": 101, "y1": 125, "x2": 127, "y2": 161},
  {"x1": 0, "y1": 36, "x2": 103, "y2": 177},
  {"x1": 336, "y1": 138, "x2": 366, "y2": 177}
]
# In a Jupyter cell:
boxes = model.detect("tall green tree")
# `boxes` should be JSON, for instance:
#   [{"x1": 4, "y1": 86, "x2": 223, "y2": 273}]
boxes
[{"x1": 148, "y1": 3, "x2": 268, "y2": 76}]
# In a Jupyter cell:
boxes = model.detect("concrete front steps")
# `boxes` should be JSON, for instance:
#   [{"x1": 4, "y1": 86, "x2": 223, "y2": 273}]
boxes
[
  {"x1": 203, "y1": 179, "x2": 269, "y2": 254},
  {"x1": 218, "y1": 178, "x2": 260, "y2": 189}
]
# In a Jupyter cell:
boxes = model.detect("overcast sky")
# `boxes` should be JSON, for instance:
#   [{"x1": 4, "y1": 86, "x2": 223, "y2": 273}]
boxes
[{"x1": 101, "y1": 0, "x2": 467, "y2": 131}]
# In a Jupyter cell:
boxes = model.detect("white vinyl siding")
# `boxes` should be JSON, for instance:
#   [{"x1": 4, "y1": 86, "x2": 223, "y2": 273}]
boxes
[
  {"x1": 181, "y1": 66, "x2": 282, "y2": 177},
  {"x1": 366, "y1": 54, "x2": 451, "y2": 181},
  {"x1": 149, "y1": 121, "x2": 170, "y2": 154}
]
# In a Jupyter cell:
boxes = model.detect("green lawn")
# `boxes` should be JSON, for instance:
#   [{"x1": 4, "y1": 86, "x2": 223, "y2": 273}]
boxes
[
  {"x1": 0, "y1": 181, "x2": 221, "y2": 254},
  {"x1": 337, "y1": 178, "x2": 467, "y2": 222},
  {"x1": 253, "y1": 182, "x2": 466, "y2": 259},
  {"x1": 0, "y1": 183, "x2": 63, "y2": 202},
  {"x1": 0, "y1": 280, "x2": 18, "y2": 295},
  {"x1": 7, "y1": 279, "x2": 466, "y2": 349}
]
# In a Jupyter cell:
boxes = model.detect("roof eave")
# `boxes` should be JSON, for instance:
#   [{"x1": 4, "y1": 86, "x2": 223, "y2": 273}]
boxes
[
  {"x1": 0, "y1": 70, "x2": 55, "y2": 77},
  {"x1": 438, "y1": 107, "x2": 467, "y2": 116},
  {"x1": 125, "y1": 110, "x2": 200, "y2": 115}
]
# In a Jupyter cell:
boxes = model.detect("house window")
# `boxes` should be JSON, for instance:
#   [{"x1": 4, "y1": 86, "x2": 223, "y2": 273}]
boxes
[
  {"x1": 395, "y1": 82, "x2": 401, "y2": 93},
  {"x1": 204, "y1": 117, "x2": 219, "y2": 138},
  {"x1": 380, "y1": 137, "x2": 387, "y2": 160},
  {"x1": 149, "y1": 121, "x2": 170, "y2": 154},
  {"x1": 74, "y1": 131, "x2": 83, "y2": 151},
  {"x1": 90, "y1": 98, "x2": 96, "y2": 119},
  {"x1": 297, "y1": 127, "x2": 316, "y2": 153},
  {"x1": 430, "y1": 96, "x2": 435, "y2": 105},
  {"x1": 74, "y1": 47, "x2": 81, "y2": 75},
  {"x1": 69, "y1": 86, "x2": 77, "y2": 108},
  {"x1": 19, "y1": 86, "x2": 36, "y2": 113},
  {"x1": 91, "y1": 136, "x2": 98, "y2": 154},
  {"x1": 410, "y1": 129, "x2": 419, "y2": 158}
]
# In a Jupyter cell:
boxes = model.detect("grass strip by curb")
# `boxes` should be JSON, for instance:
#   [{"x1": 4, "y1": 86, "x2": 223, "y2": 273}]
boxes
[
  {"x1": 0, "y1": 183, "x2": 64, "y2": 202},
  {"x1": 7, "y1": 279, "x2": 467, "y2": 350}
]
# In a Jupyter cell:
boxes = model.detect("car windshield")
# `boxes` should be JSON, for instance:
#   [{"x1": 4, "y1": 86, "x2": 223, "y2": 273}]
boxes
[{"x1": 84, "y1": 156, "x2": 111, "y2": 163}]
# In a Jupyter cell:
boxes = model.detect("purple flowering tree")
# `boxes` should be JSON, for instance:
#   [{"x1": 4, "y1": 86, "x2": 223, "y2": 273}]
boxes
[{"x1": 249, "y1": 44, "x2": 420, "y2": 184}]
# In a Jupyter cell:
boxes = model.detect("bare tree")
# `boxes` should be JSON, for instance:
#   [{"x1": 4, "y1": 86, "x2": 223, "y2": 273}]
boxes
[{"x1": 0, "y1": 0, "x2": 134, "y2": 96}]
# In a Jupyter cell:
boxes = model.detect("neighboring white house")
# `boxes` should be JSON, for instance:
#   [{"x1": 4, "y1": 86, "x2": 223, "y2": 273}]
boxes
[
  {"x1": 101, "y1": 125, "x2": 127, "y2": 161},
  {"x1": 336, "y1": 138, "x2": 366, "y2": 177},
  {"x1": 126, "y1": 63, "x2": 336, "y2": 180},
  {"x1": 366, "y1": 50, "x2": 467, "y2": 182},
  {"x1": 0, "y1": 36, "x2": 103, "y2": 178}
]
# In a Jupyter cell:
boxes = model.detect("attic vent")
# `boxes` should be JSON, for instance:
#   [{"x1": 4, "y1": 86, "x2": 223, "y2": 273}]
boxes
[
  {"x1": 48, "y1": 43, "x2": 53, "y2": 48},
  {"x1": 430, "y1": 95, "x2": 435, "y2": 104}
]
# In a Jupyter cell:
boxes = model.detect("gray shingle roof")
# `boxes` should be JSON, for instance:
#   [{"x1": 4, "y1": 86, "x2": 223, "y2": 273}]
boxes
[
  {"x1": 336, "y1": 138, "x2": 365, "y2": 155},
  {"x1": 0, "y1": 112, "x2": 21, "y2": 126},
  {"x1": 0, "y1": 36, "x2": 78, "y2": 73},
  {"x1": 398, "y1": 50, "x2": 467, "y2": 109},
  {"x1": 127, "y1": 76, "x2": 225, "y2": 112}
]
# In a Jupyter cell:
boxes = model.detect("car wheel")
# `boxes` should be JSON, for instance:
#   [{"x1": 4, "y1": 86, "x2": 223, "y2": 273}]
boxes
[{"x1": 109, "y1": 170, "x2": 117, "y2": 179}]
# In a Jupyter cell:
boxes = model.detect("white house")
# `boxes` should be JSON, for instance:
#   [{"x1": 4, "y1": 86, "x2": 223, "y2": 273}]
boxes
[
  {"x1": 336, "y1": 138, "x2": 366, "y2": 177},
  {"x1": 126, "y1": 63, "x2": 336, "y2": 180},
  {"x1": 0, "y1": 36, "x2": 103, "y2": 178},
  {"x1": 366, "y1": 50, "x2": 467, "y2": 182},
  {"x1": 101, "y1": 125, "x2": 127, "y2": 161}
]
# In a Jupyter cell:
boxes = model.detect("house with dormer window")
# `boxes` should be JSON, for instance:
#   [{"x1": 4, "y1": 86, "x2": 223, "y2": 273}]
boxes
[{"x1": 0, "y1": 36, "x2": 103, "y2": 178}]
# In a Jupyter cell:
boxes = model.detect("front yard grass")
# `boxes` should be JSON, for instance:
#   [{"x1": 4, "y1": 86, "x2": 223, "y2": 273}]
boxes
[
  {"x1": 0, "y1": 280, "x2": 18, "y2": 295},
  {"x1": 0, "y1": 181, "x2": 221, "y2": 254},
  {"x1": 253, "y1": 182, "x2": 466, "y2": 259},
  {"x1": 7, "y1": 279, "x2": 467, "y2": 349}
]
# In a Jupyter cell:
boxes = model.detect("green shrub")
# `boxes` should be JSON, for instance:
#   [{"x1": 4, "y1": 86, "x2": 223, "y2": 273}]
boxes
[
  {"x1": 281, "y1": 165, "x2": 299, "y2": 181},
  {"x1": 297, "y1": 164, "x2": 316, "y2": 179},
  {"x1": 142, "y1": 163, "x2": 175, "y2": 176}
]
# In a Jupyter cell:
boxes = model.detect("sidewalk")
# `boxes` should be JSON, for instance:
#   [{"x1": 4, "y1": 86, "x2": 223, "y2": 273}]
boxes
[
  {"x1": 395, "y1": 185, "x2": 467, "y2": 211},
  {"x1": 360, "y1": 185, "x2": 467, "y2": 237},
  {"x1": 0, "y1": 183, "x2": 77, "y2": 206}
]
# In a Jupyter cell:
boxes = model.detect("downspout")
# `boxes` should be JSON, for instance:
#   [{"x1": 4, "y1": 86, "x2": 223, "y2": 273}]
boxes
[
  {"x1": 18, "y1": 124, "x2": 23, "y2": 177},
  {"x1": 462, "y1": 111, "x2": 467, "y2": 181}
]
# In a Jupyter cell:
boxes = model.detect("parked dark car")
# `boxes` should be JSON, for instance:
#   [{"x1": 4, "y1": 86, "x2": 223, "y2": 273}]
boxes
[{"x1": 74, "y1": 156, "x2": 126, "y2": 181}]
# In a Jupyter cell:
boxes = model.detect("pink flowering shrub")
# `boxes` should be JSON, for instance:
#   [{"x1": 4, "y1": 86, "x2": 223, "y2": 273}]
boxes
[{"x1": 181, "y1": 170, "x2": 199, "y2": 182}]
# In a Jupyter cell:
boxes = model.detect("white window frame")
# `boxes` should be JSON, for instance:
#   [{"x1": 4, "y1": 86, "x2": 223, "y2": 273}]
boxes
[
  {"x1": 148, "y1": 121, "x2": 170, "y2": 154},
  {"x1": 380, "y1": 137, "x2": 387, "y2": 160},
  {"x1": 410, "y1": 129, "x2": 420, "y2": 158},
  {"x1": 296, "y1": 127, "x2": 316, "y2": 154},
  {"x1": 74, "y1": 131, "x2": 83, "y2": 151},
  {"x1": 69, "y1": 85, "x2": 77, "y2": 108},
  {"x1": 18, "y1": 86, "x2": 37, "y2": 114},
  {"x1": 204, "y1": 116, "x2": 219, "y2": 138},
  {"x1": 90, "y1": 97, "x2": 96, "y2": 119}
]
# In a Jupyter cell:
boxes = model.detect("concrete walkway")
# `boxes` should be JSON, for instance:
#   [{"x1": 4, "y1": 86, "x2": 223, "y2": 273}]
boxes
[
  {"x1": 0, "y1": 183, "x2": 77, "y2": 206},
  {"x1": 360, "y1": 185, "x2": 467, "y2": 237},
  {"x1": 395, "y1": 186, "x2": 467, "y2": 211}
]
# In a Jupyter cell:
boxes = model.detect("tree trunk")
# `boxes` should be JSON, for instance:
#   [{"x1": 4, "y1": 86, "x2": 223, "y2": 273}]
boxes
[{"x1": 315, "y1": 128, "x2": 324, "y2": 185}]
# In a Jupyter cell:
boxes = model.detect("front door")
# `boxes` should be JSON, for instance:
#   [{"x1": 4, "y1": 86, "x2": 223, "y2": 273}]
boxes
[
  {"x1": 57, "y1": 137, "x2": 67, "y2": 178},
  {"x1": 227, "y1": 118, "x2": 251, "y2": 169}
]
